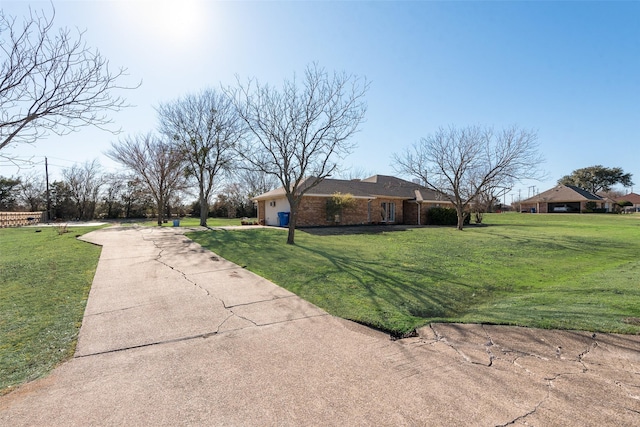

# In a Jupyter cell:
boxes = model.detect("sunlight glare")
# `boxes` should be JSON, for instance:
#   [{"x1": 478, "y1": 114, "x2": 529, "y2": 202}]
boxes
[{"x1": 116, "y1": 0, "x2": 206, "y2": 47}]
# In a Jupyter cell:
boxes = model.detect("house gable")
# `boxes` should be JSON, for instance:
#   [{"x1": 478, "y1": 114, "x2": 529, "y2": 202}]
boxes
[
  {"x1": 520, "y1": 184, "x2": 605, "y2": 213},
  {"x1": 522, "y1": 185, "x2": 602, "y2": 204}
]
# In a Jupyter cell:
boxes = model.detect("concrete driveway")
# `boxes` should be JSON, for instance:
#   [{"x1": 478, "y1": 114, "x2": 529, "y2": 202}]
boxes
[{"x1": 1, "y1": 226, "x2": 639, "y2": 426}]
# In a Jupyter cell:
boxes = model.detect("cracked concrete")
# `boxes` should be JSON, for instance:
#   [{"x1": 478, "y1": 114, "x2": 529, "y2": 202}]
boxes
[
  {"x1": 1, "y1": 225, "x2": 639, "y2": 426},
  {"x1": 73, "y1": 226, "x2": 322, "y2": 358}
]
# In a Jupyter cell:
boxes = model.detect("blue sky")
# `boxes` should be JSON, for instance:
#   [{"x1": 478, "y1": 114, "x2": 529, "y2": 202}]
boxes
[{"x1": 2, "y1": 0, "x2": 639, "y2": 201}]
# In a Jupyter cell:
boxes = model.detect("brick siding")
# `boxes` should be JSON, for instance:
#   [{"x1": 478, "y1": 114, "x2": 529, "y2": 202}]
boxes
[{"x1": 294, "y1": 196, "x2": 409, "y2": 226}]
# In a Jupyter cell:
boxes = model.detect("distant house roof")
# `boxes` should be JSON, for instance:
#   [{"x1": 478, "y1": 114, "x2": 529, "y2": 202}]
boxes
[
  {"x1": 252, "y1": 175, "x2": 448, "y2": 203},
  {"x1": 522, "y1": 185, "x2": 603, "y2": 203},
  {"x1": 616, "y1": 192, "x2": 640, "y2": 204}
]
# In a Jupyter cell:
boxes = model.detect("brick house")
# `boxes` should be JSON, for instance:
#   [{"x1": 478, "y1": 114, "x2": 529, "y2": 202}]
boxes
[
  {"x1": 616, "y1": 192, "x2": 640, "y2": 212},
  {"x1": 520, "y1": 185, "x2": 605, "y2": 213},
  {"x1": 252, "y1": 175, "x2": 451, "y2": 227}
]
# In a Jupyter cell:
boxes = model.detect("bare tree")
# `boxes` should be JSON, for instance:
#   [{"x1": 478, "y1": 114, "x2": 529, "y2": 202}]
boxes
[
  {"x1": 211, "y1": 182, "x2": 253, "y2": 218},
  {"x1": 100, "y1": 172, "x2": 126, "y2": 219},
  {"x1": 121, "y1": 177, "x2": 155, "y2": 219},
  {"x1": 335, "y1": 166, "x2": 375, "y2": 181},
  {"x1": 18, "y1": 171, "x2": 46, "y2": 211},
  {"x1": 62, "y1": 159, "x2": 105, "y2": 220},
  {"x1": 393, "y1": 125, "x2": 544, "y2": 230},
  {"x1": 107, "y1": 133, "x2": 186, "y2": 225},
  {"x1": 234, "y1": 167, "x2": 279, "y2": 200},
  {"x1": 157, "y1": 89, "x2": 242, "y2": 226},
  {"x1": 228, "y1": 64, "x2": 369, "y2": 244},
  {"x1": 0, "y1": 6, "x2": 137, "y2": 155},
  {"x1": 471, "y1": 187, "x2": 500, "y2": 224}
]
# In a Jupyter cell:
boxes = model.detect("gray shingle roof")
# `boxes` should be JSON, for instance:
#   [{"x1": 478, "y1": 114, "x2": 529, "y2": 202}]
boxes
[
  {"x1": 253, "y1": 175, "x2": 447, "y2": 202},
  {"x1": 522, "y1": 185, "x2": 602, "y2": 203}
]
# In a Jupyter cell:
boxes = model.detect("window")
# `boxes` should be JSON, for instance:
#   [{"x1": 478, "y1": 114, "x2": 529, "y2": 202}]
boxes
[{"x1": 381, "y1": 202, "x2": 395, "y2": 223}]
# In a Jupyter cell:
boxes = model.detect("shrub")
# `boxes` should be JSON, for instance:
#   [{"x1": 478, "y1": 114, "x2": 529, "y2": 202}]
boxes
[
  {"x1": 326, "y1": 192, "x2": 356, "y2": 221},
  {"x1": 426, "y1": 207, "x2": 470, "y2": 226}
]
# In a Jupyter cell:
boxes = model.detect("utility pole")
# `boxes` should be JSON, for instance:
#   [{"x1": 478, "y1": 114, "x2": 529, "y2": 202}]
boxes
[
  {"x1": 518, "y1": 189, "x2": 521, "y2": 212},
  {"x1": 45, "y1": 157, "x2": 51, "y2": 222}
]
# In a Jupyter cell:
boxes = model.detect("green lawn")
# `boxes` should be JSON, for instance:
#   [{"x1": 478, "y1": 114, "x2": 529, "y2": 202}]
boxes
[
  {"x1": 0, "y1": 226, "x2": 103, "y2": 394},
  {"x1": 187, "y1": 213, "x2": 640, "y2": 336},
  {"x1": 2, "y1": 214, "x2": 639, "y2": 394}
]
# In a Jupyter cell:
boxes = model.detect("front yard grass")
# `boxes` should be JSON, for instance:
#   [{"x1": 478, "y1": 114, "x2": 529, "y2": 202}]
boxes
[
  {"x1": 187, "y1": 213, "x2": 640, "y2": 336},
  {"x1": 0, "y1": 226, "x2": 103, "y2": 394},
  {"x1": 138, "y1": 217, "x2": 252, "y2": 227}
]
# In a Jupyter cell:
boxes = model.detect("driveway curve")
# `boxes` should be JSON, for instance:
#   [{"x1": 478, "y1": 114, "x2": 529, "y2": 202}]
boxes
[{"x1": 1, "y1": 225, "x2": 639, "y2": 426}]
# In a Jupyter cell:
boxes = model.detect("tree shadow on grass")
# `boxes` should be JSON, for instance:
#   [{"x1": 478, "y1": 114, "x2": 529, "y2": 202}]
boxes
[
  {"x1": 299, "y1": 225, "x2": 421, "y2": 236},
  {"x1": 294, "y1": 241, "x2": 483, "y2": 334}
]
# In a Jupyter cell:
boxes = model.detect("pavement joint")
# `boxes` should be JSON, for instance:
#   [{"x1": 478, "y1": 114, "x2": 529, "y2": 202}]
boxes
[
  {"x1": 73, "y1": 330, "x2": 222, "y2": 359},
  {"x1": 83, "y1": 302, "x2": 157, "y2": 317}
]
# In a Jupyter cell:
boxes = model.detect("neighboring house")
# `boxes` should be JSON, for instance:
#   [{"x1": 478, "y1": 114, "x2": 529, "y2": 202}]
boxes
[
  {"x1": 252, "y1": 175, "x2": 451, "y2": 227},
  {"x1": 615, "y1": 192, "x2": 640, "y2": 212},
  {"x1": 520, "y1": 185, "x2": 605, "y2": 213}
]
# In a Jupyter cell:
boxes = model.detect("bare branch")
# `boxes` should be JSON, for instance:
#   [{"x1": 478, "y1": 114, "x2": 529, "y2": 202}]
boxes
[
  {"x1": 61, "y1": 159, "x2": 105, "y2": 220},
  {"x1": 0, "y1": 5, "x2": 139, "y2": 153},
  {"x1": 393, "y1": 124, "x2": 545, "y2": 230},
  {"x1": 106, "y1": 133, "x2": 185, "y2": 225},
  {"x1": 156, "y1": 88, "x2": 243, "y2": 226},
  {"x1": 226, "y1": 63, "x2": 369, "y2": 243}
]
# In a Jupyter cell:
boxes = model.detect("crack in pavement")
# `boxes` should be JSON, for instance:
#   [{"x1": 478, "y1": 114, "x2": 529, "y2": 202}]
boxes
[
  {"x1": 146, "y1": 234, "x2": 259, "y2": 332},
  {"x1": 429, "y1": 324, "x2": 495, "y2": 367},
  {"x1": 577, "y1": 339, "x2": 598, "y2": 372},
  {"x1": 427, "y1": 325, "x2": 621, "y2": 426},
  {"x1": 495, "y1": 396, "x2": 545, "y2": 427},
  {"x1": 149, "y1": 237, "x2": 212, "y2": 298},
  {"x1": 493, "y1": 369, "x2": 556, "y2": 426},
  {"x1": 139, "y1": 228, "x2": 327, "y2": 338},
  {"x1": 222, "y1": 294, "x2": 298, "y2": 309},
  {"x1": 494, "y1": 335, "x2": 614, "y2": 426},
  {"x1": 481, "y1": 324, "x2": 496, "y2": 367}
]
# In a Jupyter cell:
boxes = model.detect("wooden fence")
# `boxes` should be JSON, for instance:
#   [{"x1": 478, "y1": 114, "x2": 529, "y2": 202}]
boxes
[{"x1": 0, "y1": 212, "x2": 46, "y2": 228}]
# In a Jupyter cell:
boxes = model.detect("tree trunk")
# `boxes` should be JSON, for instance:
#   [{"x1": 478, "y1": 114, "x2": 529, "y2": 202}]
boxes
[
  {"x1": 456, "y1": 205, "x2": 465, "y2": 231},
  {"x1": 287, "y1": 218, "x2": 296, "y2": 244},
  {"x1": 286, "y1": 206, "x2": 297, "y2": 245},
  {"x1": 157, "y1": 195, "x2": 164, "y2": 226},
  {"x1": 199, "y1": 195, "x2": 209, "y2": 227}
]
